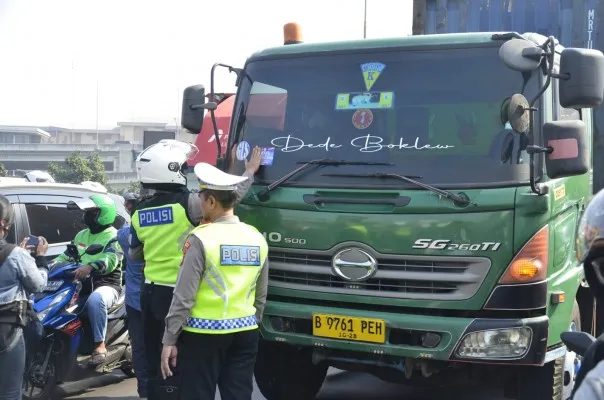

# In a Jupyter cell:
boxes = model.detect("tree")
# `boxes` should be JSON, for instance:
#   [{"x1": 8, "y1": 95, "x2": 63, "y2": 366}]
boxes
[
  {"x1": 0, "y1": 162, "x2": 6, "y2": 177},
  {"x1": 48, "y1": 152, "x2": 108, "y2": 185}
]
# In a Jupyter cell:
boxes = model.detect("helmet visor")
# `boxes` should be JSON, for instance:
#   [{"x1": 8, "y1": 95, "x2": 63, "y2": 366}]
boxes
[{"x1": 576, "y1": 195, "x2": 604, "y2": 262}]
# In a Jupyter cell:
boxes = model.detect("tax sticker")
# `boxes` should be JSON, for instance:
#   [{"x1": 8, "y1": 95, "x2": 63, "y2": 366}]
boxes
[
  {"x1": 335, "y1": 91, "x2": 394, "y2": 110},
  {"x1": 220, "y1": 245, "x2": 261, "y2": 266},
  {"x1": 236, "y1": 141, "x2": 250, "y2": 161},
  {"x1": 261, "y1": 147, "x2": 275, "y2": 166},
  {"x1": 352, "y1": 109, "x2": 373, "y2": 129},
  {"x1": 361, "y1": 62, "x2": 386, "y2": 91}
]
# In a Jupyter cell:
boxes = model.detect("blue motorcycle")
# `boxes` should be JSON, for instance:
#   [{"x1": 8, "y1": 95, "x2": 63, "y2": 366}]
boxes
[{"x1": 22, "y1": 243, "x2": 133, "y2": 400}]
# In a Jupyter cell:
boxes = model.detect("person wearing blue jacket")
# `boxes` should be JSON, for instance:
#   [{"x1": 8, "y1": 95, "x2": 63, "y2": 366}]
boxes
[
  {"x1": 0, "y1": 194, "x2": 49, "y2": 400},
  {"x1": 117, "y1": 192, "x2": 147, "y2": 399}
]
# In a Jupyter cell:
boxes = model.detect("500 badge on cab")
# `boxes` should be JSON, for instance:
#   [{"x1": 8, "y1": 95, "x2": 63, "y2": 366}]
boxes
[
  {"x1": 412, "y1": 239, "x2": 501, "y2": 251},
  {"x1": 261, "y1": 231, "x2": 307, "y2": 245}
]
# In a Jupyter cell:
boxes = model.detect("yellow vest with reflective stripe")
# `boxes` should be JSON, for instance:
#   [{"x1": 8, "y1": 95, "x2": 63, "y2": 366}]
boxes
[
  {"x1": 131, "y1": 202, "x2": 193, "y2": 285},
  {"x1": 183, "y1": 221, "x2": 268, "y2": 335}
]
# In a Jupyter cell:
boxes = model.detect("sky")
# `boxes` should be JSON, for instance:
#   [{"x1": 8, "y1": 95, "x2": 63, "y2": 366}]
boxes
[{"x1": 0, "y1": 0, "x2": 412, "y2": 129}]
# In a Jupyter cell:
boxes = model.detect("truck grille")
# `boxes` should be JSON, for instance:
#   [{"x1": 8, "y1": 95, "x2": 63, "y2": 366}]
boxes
[{"x1": 268, "y1": 248, "x2": 491, "y2": 301}]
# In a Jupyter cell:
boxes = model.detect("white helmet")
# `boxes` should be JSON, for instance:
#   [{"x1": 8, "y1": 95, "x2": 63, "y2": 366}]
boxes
[
  {"x1": 25, "y1": 170, "x2": 55, "y2": 183},
  {"x1": 136, "y1": 139, "x2": 199, "y2": 186}
]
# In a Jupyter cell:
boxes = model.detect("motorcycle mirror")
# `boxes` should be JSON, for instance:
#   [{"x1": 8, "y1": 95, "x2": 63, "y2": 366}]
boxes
[
  {"x1": 65, "y1": 244, "x2": 79, "y2": 259},
  {"x1": 560, "y1": 331, "x2": 596, "y2": 355},
  {"x1": 85, "y1": 244, "x2": 104, "y2": 255}
]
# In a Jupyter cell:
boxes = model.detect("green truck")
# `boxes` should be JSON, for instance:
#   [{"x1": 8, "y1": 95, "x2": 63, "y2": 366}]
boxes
[{"x1": 181, "y1": 24, "x2": 604, "y2": 399}]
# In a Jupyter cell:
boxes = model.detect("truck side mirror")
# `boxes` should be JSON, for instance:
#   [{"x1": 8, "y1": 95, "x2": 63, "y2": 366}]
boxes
[
  {"x1": 559, "y1": 48, "x2": 604, "y2": 109},
  {"x1": 181, "y1": 85, "x2": 206, "y2": 134},
  {"x1": 542, "y1": 120, "x2": 589, "y2": 179}
]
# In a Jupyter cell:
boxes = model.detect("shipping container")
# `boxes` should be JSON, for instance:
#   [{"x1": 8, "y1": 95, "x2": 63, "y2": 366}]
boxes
[{"x1": 416, "y1": 0, "x2": 604, "y2": 192}]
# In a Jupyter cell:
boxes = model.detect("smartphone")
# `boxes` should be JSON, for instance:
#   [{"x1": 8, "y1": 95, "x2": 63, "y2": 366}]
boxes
[{"x1": 26, "y1": 236, "x2": 40, "y2": 248}]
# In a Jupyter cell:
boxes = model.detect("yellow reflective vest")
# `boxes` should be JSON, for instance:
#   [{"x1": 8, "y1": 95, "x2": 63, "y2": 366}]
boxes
[
  {"x1": 183, "y1": 221, "x2": 268, "y2": 334},
  {"x1": 131, "y1": 194, "x2": 194, "y2": 285}
]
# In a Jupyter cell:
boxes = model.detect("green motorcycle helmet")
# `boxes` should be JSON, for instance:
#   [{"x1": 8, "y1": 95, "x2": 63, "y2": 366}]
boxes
[{"x1": 86, "y1": 193, "x2": 117, "y2": 226}]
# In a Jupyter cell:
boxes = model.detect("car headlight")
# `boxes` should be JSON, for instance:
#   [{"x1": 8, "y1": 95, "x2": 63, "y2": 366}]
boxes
[
  {"x1": 456, "y1": 327, "x2": 532, "y2": 359},
  {"x1": 36, "y1": 290, "x2": 70, "y2": 323}
]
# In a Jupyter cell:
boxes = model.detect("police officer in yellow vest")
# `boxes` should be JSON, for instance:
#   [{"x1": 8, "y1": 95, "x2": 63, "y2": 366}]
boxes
[
  {"x1": 160, "y1": 162, "x2": 269, "y2": 400},
  {"x1": 129, "y1": 140, "x2": 261, "y2": 399}
]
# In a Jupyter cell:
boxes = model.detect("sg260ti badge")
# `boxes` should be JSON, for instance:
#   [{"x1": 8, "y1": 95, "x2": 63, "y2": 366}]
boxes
[{"x1": 412, "y1": 239, "x2": 501, "y2": 251}]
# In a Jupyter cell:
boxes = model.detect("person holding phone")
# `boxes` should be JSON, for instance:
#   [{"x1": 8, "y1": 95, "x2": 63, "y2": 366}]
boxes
[{"x1": 0, "y1": 194, "x2": 49, "y2": 400}]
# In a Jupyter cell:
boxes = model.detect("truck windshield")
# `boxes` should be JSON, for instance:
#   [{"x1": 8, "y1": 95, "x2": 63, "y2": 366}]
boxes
[{"x1": 231, "y1": 45, "x2": 539, "y2": 188}]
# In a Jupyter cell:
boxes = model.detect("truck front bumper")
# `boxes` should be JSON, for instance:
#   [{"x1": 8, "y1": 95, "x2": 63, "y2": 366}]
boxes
[{"x1": 260, "y1": 300, "x2": 555, "y2": 366}]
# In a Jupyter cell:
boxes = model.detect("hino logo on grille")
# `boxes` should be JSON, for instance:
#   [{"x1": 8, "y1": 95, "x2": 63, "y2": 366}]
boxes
[{"x1": 331, "y1": 248, "x2": 377, "y2": 282}]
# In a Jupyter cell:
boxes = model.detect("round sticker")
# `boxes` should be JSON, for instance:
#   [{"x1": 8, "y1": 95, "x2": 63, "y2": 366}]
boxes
[
  {"x1": 352, "y1": 109, "x2": 374, "y2": 129},
  {"x1": 236, "y1": 141, "x2": 250, "y2": 161}
]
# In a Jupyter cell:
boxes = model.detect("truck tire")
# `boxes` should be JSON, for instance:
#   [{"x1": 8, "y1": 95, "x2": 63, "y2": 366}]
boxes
[
  {"x1": 255, "y1": 340, "x2": 328, "y2": 400},
  {"x1": 515, "y1": 301, "x2": 581, "y2": 400}
]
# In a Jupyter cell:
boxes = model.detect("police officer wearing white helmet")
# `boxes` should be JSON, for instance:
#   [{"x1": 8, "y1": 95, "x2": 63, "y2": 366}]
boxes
[
  {"x1": 160, "y1": 162, "x2": 269, "y2": 400},
  {"x1": 128, "y1": 139, "x2": 261, "y2": 399}
]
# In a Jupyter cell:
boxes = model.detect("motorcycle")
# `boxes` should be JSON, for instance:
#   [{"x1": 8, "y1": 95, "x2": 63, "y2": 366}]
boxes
[
  {"x1": 561, "y1": 330, "x2": 597, "y2": 399},
  {"x1": 22, "y1": 243, "x2": 134, "y2": 400}
]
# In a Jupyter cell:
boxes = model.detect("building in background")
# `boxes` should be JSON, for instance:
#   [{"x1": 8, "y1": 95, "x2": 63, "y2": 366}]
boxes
[{"x1": 0, "y1": 121, "x2": 197, "y2": 190}]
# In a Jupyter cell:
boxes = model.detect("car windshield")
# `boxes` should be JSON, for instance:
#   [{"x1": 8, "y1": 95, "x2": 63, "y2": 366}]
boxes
[{"x1": 229, "y1": 45, "x2": 540, "y2": 188}]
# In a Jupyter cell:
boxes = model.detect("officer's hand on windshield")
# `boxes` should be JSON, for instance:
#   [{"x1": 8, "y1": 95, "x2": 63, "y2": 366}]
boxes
[
  {"x1": 74, "y1": 265, "x2": 93, "y2": 281},
  {"x1": 161, "y1": 344, "x2": 178, "y2": 379},
  {"x1": 245, "y1": 146, "x2": 262, "y2": 175}
]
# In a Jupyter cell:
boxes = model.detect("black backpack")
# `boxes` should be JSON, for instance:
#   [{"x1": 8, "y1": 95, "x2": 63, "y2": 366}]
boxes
[{"x1": 0, "y1": 240, "x2": 17, "y2": 267}]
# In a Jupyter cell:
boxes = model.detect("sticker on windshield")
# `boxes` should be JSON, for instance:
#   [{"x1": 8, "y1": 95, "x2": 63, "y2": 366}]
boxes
[
  {"x1": 236, "y1": 141, "x2": 250, "y2": 161},
  {"x1": 335, "y1": 91, "x2": 394, "y2": 110},
  {"x1": 260, "y1": 147, "x2": 275, "y2": 166},
  {"x1": 352, "y1": 109, "x2": 373, "y2": 129},
  {"x1": 361, "y1": 62, "x2": 386, "y2": 91}
]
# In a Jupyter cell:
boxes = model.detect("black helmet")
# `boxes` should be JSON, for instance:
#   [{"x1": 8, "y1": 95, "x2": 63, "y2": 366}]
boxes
[{"x1": 576, "y1": 189, "x2": 604, "y2": 302}]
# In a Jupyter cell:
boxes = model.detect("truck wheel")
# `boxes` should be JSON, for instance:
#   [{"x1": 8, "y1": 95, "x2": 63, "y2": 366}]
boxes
[
  {"x1": 515, "y1": 301, "x2": 580, "y2": 400},
  {"x1": 255, "y1": 340, "x2": 328, "y2": 400}
]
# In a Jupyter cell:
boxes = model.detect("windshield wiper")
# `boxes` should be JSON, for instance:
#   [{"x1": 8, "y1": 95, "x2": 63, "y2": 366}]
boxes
[
  {"x1": 256, "y1": 159, "x2": 393, "y2": 202},
  {"x1": 322, "y1": 172, "x2": 476, "y2": 207}
]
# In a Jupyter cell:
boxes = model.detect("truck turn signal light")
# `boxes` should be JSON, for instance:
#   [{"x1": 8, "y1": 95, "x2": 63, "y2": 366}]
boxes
[{"x1": 499, "y1": 225, "x2": 549, "y2": 284}]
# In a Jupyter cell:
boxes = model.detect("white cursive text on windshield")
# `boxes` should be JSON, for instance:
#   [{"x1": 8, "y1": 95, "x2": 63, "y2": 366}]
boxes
[{"x1": 270, "y1": 134, "x2": 454, "y2": 153}]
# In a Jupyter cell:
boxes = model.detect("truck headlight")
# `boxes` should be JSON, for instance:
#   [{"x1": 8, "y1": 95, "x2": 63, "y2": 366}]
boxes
[{"x1": 456, "y1": 327, "x2": 532, "y2": 359}]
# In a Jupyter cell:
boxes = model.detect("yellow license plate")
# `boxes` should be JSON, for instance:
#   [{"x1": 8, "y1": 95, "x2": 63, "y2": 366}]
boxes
[{"x1": 312, "y1": 314, "x2": 386, "y2": 344}]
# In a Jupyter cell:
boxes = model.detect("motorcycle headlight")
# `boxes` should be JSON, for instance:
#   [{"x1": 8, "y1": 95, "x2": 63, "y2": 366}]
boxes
[{"x1": 36, "y1": 290, "x2": 70, "y2": 323}]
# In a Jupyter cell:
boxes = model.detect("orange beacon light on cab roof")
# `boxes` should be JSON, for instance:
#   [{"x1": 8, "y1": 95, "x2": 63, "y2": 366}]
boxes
[{"x1": 284, "y1": 22, "x2": 303, "y2": 45}]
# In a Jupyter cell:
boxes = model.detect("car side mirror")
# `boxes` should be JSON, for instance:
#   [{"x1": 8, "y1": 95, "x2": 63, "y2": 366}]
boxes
[
  {"x1": 542, "y1": 120, "x2": 589, "y2": 179},
  {"x1": 84, "y1": 244, "x2": 104, "y2": 256},
  {"x1": 65, "y1": 244, "x2": 79, "y2": 259},
  {"x1": 559, "y1": 48, "x2": 604, "y2": 109},
  {"x1": 181, "y1": 85, "x2": 207, "y2": 134}
]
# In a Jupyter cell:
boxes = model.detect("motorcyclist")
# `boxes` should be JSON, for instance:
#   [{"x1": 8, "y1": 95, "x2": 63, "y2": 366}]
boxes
[
  {"x1": 572, "y1": 188, "x2": 604, "y2": 398},
  {"x1": 52, "y1": 193, "x2": 124, "y2": 366},
  {"x1": 128, "y1": 139, "x2": 261, "y2": 398}
]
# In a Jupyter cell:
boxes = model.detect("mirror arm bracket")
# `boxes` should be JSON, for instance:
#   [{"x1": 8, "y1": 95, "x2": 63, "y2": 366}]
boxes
[
  {"x1": 526, "y1": 145, "x2": 553, "y2": 155},
  {"x1": 549, "y1": 72, "x2": 570, "y2": 80},
  {"x1": 527, "y1": 145, "x2": 552, "y2": 196}
]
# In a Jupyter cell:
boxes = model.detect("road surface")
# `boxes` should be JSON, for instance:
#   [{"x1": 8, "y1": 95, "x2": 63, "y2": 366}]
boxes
[{"x1": 62, "y1": 369, "x2": 505, "y2": 399}]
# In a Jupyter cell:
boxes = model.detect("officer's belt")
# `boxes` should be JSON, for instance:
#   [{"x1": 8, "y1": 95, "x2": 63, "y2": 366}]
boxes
[{"x1": 144, "y1": 279, "x2": 176, "y2": 288}]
